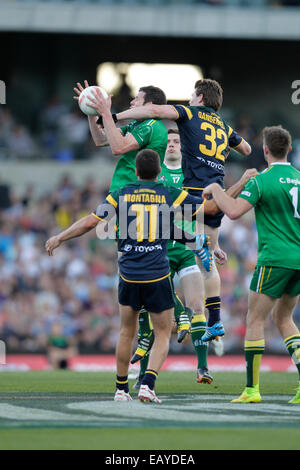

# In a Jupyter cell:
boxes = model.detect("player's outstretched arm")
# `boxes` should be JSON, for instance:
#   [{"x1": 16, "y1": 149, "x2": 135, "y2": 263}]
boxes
[
  {"x1": 116, "y1": 104, "x2": 178, "y2": 122},
  {"x1": 73, "y1": 80, "x2": 108, "y2": 147},
  {"x1": 203, "y1": 183, "x2": 253, "y2": 220},
  {"x1": 231, "y1": 139, "x2": 252, "y2": 156},
  {"x1": 45, "y1": 214, "x2": 99, "y2": 256}
]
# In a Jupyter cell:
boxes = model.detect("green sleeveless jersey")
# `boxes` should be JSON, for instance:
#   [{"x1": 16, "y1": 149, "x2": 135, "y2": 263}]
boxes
[
  {"x1": 238, "y1": 162, "x2": 300, "y2": 269},
  {"x1": 109, "y1": 119, "x2": 168, "y2": 192}
]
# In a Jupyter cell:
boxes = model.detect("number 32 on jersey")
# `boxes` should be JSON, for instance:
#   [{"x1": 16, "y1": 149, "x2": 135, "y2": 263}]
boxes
[{"x1": 199, "y1": 122, "x2": 228, "y2": 162}]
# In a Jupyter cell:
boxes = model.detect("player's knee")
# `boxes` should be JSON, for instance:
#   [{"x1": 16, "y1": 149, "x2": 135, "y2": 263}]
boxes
[{"x1": 186, "y1": 300, "x2": 204, "y2": 316}]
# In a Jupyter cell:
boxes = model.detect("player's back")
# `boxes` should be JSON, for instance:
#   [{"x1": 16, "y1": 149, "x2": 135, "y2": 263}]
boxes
[
  {"x1": 111, "y1": 181, "x2": 193, "y2": 282},
  {"x1": 171, "y1": 105, "x2": 242, "y2": 190},
  {"x1": 245, "y1": 163, "x2": 300, "y2": 269}
]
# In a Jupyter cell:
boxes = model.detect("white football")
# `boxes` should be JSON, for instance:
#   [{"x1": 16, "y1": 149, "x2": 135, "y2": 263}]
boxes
[{"x1": 78, "y1": 85, "x2": 108, "y2": 116}]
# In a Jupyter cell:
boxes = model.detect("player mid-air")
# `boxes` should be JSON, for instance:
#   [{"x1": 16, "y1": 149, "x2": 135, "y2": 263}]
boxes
[{"x1": 88, "y1": 78, "x2": 252, "y2": 342}]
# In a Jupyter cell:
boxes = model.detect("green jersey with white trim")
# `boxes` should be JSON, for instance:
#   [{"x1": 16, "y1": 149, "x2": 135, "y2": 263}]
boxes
[
  {"x1": 158, "y1": 163, "x2": 194, "y2": 251},
  {"x1": 238, "y1": 162, "x2": 300, "y2": 269},
  {"x1": 109, "y1": 119, "x2": 168, "y2": 192},
  {"x1": 158, "y1": 162, "x2": 184, "y2": 188}
]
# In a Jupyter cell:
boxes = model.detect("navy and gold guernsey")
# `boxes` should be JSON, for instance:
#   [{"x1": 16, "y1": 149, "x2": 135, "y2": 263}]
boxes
[
  {"x1": 92, "y1": 181, "x2": 203, "y2": 313},
  {"x1": 171, "y1": 104, "x2": 243, "y2": 227}
]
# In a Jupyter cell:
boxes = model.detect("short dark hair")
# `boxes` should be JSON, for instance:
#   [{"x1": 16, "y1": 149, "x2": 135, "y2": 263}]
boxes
[
  {"x1": 168, "y1": 128, "x2": 179, "y2": 135},
  {"x1": 194, "y1": 79, "x2": 223, "y2": 112},
  {"x1": 262, "y1": 125, "x2": 292, "y2": 159},
  {"x1": 139, "y1": 86, "x2": 167, "y2": 105},
  {"x1": 136, "y1": 149, "x2": 161, "y2": 180}
]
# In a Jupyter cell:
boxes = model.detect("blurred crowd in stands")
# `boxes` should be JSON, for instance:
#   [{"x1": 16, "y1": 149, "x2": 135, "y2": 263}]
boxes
[
  {"x1": 0, "y1": 167, "x2": 299, "y2": 359},
  {"x1": 0, "y1": 83, "x2": 299, "y2": 361}
]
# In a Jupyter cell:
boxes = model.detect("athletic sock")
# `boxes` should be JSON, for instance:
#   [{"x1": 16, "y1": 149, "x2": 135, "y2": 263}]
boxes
[
  {"x1": 174, "y1": 294, "x2": 186, "y2": 323},
  {"x1": 141, "y1": 369, "x2": 158, "y2": 390},
  {"x1": 244, "y1": 339, "x2": 265, "y2": 388},
  {"x1": 284, "y1": 334, "x2": 300, "y2": 379},
  {"x1": 139, "y1": 353, "x2": 150, "y2": 378},
  {"x1": 116, "y1": 375, "x2": 129, "y2": 393},
  {"x1": 206, "y1": 296, "x2": 221, "y2": 327},
  {"x1": 138, "y1": 308, "x2": 153, "y2": 337},
  {"x1": 191, "y1": 314, "x2": 208, "y2": 369}
]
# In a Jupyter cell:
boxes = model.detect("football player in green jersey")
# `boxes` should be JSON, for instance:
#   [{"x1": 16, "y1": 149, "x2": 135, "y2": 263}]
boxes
[
  {"x1": 133, "y1": 129, "x2": 226, "y2": 387},
  {"x1": 202, "y1": 125, "x2": 300, "y2": 404},
  {"x1": 74, "y1": 80, "x2": 168, "y2": 193}
]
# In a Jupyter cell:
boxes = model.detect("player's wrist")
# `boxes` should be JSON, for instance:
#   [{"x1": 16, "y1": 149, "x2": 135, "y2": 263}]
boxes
[{"x1": 97, "y1": 113, "x2": 118, "y2": 126}]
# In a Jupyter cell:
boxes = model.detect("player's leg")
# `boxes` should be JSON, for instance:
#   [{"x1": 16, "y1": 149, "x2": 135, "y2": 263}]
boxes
[
  {"x1": 131, "y1": 308, "x2": 154, "y2": 364},
  {"x1": 272, "y1": 284, "x2": 300, "y2": 403},
  {"x1": 138, "y1": 307, "x2": 174, "y2": 404},
  {"x1": 196, "y1": 224, "x2": 224, "y2": 341},
  {"x1": 138, "y1": 276, "x2": 175, "y2": 403},
  {"x1": 167, "y1": 243, "x2": 192, "y2": 342},
  {"x1": 179, "y1": 270, "x2": 212, "y2": 384},
  {"x1": 232, "y1": 290, "x2": 276, "y2": 403},
  {"x1": 115, "y1": 304, "x2": 139, "y2": 401}
]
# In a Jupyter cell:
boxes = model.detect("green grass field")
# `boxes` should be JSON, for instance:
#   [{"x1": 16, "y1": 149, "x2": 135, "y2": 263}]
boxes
[{"x1": 0, "y1": 370, "x2": 300, "y2": 450}]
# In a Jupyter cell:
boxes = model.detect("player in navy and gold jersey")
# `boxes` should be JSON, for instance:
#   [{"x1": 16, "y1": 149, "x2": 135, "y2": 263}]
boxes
[
  {"x1": 45, "y1": 149, "x2": 220, "y2": 404},
  {"x1": 113, "y1": 78, "x2": 252, "y2": 341}
]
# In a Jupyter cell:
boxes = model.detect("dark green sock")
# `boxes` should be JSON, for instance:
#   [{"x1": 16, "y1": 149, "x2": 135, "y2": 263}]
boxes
[
  {"x1": 174, "y1": 294, "x2": 185, "y2": 323},
  {"x1": 138, "y1": 308, "x2": 153, "y2": 337},
  {"x1": 191, "y1": 313, "x2": 208, "y2": 369},
  {"x1": 284, "y1": 335, "x2": 300, "y2": 379},
  {"x1": 244, "y1": 340, "x2": 265, "y2": 387}
]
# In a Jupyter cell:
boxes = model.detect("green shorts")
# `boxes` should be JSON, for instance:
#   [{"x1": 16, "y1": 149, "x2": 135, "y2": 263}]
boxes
[
  {"x1": 167, "y1": 241, "x2": 199, "y2": 280},
  {"x1": 250, "y1": 265, "x2": 300, "y2": 298}
]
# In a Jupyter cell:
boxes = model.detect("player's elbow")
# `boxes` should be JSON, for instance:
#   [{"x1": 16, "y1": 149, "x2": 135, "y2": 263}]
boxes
[
  {"x1": 148, "y1": 104, "x2": 162, "y2": 118},
  {"x1": 84, "y1": 215, "x2": 98, "y2": 230},
  {"x1": 245, "y1": 143, "x2": 252, "y2": 156},
  {"x1": 227, "y1": 209, "x2": 240, "y2": 220}
]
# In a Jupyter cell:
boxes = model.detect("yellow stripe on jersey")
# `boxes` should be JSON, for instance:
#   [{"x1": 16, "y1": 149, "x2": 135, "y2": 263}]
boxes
[
  {"x1": 172, "y1": 190, "x2": 188, "y2": 209},
  {"x1": 106, "y1": 194, "x2": 117, "y2": 208},
  {"x1": 192, "y1": 199, "x2": 206, "y2": 217},
  {"x1": 228, "y1": 126, "x2": 233, "y2": 137},
  {"x1": 231, "y1": 137, "x2": 244, "y2": 150},
  {"x1": 120, "y1": 272, "x2": 170, "y2": 284},
  {"x1": 182, "y1": 186, "x2": 205, "y2": 191},
  {"x1": 181, "y1": 105, "x2": 193, "y2": 120},
  {"x1": 170, "y1": 105, "x2": 180, "y2": 120},
  {"x1": 91, "y1": 212, "x2": 104, "y2": 221}
]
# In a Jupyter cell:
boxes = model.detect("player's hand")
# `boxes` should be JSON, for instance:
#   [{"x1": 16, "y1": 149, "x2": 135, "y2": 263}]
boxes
[
  {"x1": 214, "y1": 246, "x2": 227, "y2": 265},
  {"x1": 45, "y1": 236, "x2": 61, "y2": 256},
  {"x1": 73, "y1": 80, "x2": 90, "y2": 102},
  {"x1": 202, "y1": 183, "x2": 218, "y2": 199},
  {"x1": 240, "y1": 168, "x2": 259, "y2": 186},
  {"x1": 87, "y1": 89, "x2": 113, "y2": 116}
]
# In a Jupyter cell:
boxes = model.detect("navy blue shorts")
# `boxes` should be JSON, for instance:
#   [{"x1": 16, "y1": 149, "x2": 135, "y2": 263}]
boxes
[
  {"x1": 118, "y1": 275, "x2": 175, "y2": 313},
  {"x1": 188, "y1": 188, "x2": 224, "y2": 228}
]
